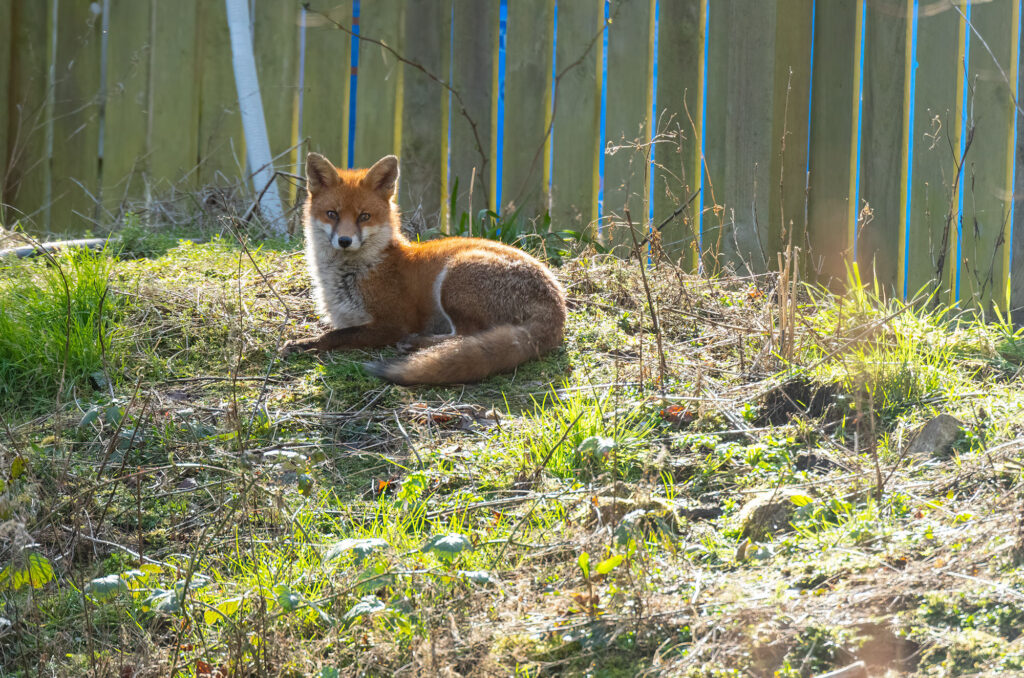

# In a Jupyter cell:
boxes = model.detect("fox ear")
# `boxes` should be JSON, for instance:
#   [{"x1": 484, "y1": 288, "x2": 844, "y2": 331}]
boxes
[
  {"x1": 306, "y1": 153, "x2": 339, "y2": 193},
  {"x1": 364, "y1": 155, "x2": 399, "y2": 199}
]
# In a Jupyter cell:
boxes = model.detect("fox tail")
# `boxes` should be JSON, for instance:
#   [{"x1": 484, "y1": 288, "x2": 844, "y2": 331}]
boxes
[{"x1": 365, "y1": 321, "x2": 560, "y2": 386}]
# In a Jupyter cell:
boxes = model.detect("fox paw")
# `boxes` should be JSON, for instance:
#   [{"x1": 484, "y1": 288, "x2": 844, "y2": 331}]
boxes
[
  {"x1": 395, "y1": 337, "x2": 418, "y2": 354},
  {"x1": 279, "y1": 339, "x2": 317, "y2": 357}
]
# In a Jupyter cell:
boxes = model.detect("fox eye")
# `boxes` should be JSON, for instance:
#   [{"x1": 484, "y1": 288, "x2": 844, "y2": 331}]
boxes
[
  {"x1": 326, "y1": 210, "x2": 339, "y2": 220},
  {"x1": 358, "y1": 212, "x2": 371, "y2": 223}
]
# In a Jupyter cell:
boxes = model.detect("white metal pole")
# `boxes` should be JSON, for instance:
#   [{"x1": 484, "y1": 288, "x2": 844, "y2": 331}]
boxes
[{"x1": 225, "y1": 0, "x2": 286, "y2": 233}]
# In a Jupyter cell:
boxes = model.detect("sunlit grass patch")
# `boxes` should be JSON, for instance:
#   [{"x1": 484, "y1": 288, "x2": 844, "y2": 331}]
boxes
[
  {"x1": 500, "y1": 384, "x2": 659, "y2": 480},
  {"x1": 0, "y1": 248, "x2": 123, "y2": 410}
]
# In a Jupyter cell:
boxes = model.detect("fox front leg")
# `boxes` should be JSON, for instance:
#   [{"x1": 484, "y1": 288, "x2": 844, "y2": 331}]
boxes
[{"x1": 280, "y1": 323, "x2": 406, "y2": 356}]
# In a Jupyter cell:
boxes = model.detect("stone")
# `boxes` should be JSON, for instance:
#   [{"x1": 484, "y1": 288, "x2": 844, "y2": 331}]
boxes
[
  {"x1": 736, "y1": 488, "x2": 806, "y2": 540},
  {"x1": 906, "y1": 414, "x2": 962, "y2": 458}
]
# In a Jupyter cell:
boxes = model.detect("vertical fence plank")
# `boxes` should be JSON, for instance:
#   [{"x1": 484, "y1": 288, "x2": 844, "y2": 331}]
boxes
[
  {"x1": 399, "y1": 0, "x2": 447, "y2": 233},
  {"x1": 856, "y1": 0, "x2": 909, "y2": 292},
  {"x1": 702, "y1": 0, "x2": 778, "y2": 272},
  {"x1": 103, "y1": 0, "x2": 151, "y2": 217},
  {"x1": 959, "y1": 0, "x2": 1017, "y2": 312},
  {"x1": 450, "y1": 0, "x2": 500, "y2": 220},
  {"x1": 51, "y1": 1, "x2": 102, "y2": 232},
  {"x1": 550, "y1": 0, "x2": 602, "y2": 235},
  {"x1": 652, "y1": 0, "x2": 703, "y2": 266},
  {"x1": 195, "y1": 0, "x2": 243, "y2": 187},
  {"x1": 807, "y1": 0, "x2": 858, "y2": 286},
  {"x1": 354, "y1": 0, "x2": 404, "y2": 168},
  {"x1": 603, "y1": 0, "x2": 655, "y2": 250},
  {"x1": 148, "y1": 0, "x2": 199, "y2": 190},
  {"x1": 303, "y1": 1, "x2": 353, "y2": 170},
  {"x1": 904, "y1": 3, "x2": 960, "y2": 299},
  {"x1": 0, "y1": 0, "x2": 12, "y2": 222},
  {"x1": 5, "y1": 1, "x2": 53, "y2": 228},
  {"x1": 1012, "y1": 5, "x2": 1024, "y2": 323},
  {"x1": 253, "y1": 0, "x2": 301, "y2": 201},
  {"x1": 768, "y1": 0, "x2": 814, "y2": 258},
  {"x1": 501, "y1": 0, "x2": 554, "y2": 219}
]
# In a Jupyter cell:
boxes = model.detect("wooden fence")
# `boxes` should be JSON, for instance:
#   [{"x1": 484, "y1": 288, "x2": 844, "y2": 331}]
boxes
[{"x1": 1, "y1": 0, "x2": 1022, "y2": 316}]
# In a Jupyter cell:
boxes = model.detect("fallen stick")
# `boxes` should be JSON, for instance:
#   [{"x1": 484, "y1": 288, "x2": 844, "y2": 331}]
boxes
[
  {"x1": 0, "y1": 237, "x2": 114, "y2": 259},
  {"x1": 812, "y1": 661, "x2": 867, "y2": 678}
]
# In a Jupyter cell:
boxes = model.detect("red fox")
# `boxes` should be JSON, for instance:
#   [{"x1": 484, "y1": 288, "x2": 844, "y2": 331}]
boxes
[{"x1": 281, "y1": 152, "x2": 567, "y2": 385}]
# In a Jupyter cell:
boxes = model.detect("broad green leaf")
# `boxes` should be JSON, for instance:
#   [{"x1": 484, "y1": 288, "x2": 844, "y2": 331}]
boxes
[
  {"x1": 204, "y1": 597, "x2": 243, "y2": 625},
  {"x1": 9, "y1": 456, "x2": 26, "y2": 480},
  {"x1": 578, "y1": 552, "x2": 590, "y2": 579},
  {"x1": 596, "y1": 554, "x2": 624, "y2": 576},
  {"x1": 422, "y1": 534, "x2": 473, "y2": 562},
  {"x1": 140, "y1": 563, "x2": 162, "y2": 575},
  {"x1": 577, "y1": 436, "x2": 615, "y2": 458},
  {"x1": 104, "y1": 405, "x2": 123, "y2": 426},
  {"x1": 320, "y1": 670, "x2": 340, "y2": 678},
  {"x1": 297, "y1": 473, "x2": 314, "y2": 497},
  {"x1": 459, "y1": 570, "x2": 499, "y2": 586},
  {"x1": 145, "y1": 588, "x2": 181, "y2": 613},
  {"x1": 86, "y1": 574, "x2": 128, "y2": 602},
  {"x1": 79, "y1": 407, "x2": 101, "y2": 428},
  {"x1": 324, "y1": 538, "x2": 388, "y2": 565},
  {"x1": 274, "y1": 584, "x2": 301, "y2": 612},
  {"x1": 0, "y1": 552, "x2": 54, "y2": 591},
  {"x1": 342, "y1": 595, "x2": 385, "y2": 625},
  {"x1": 398, "y1": 471, "x2": 427, "y2": 504},
  {"x1": 355, "y1": 563, "x2": 393, "y2": 594},
  {"x1": 789, "y1": 494, "x2": 814, "y2": 507}
]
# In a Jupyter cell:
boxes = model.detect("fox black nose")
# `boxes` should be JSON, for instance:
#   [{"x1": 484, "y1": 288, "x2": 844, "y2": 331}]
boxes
[{"x1": 337, "y1": 236, "x2": 352, "y2": 248}]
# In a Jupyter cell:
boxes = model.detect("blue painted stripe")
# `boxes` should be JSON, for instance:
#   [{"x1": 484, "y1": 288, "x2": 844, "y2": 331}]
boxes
[
  {"x1": 548, "y1": 1, "x2": 558, "y2": 206},
  {"x1": 597, "y1": 0, "x2": 609, "y2": 231},
  {"x1": 955, "y1": 2, "x2": 971, "y2": 299},
  {"x1": 1008, "y1": 4, "x2": 1023, "y2": 305},
  {"x1": 347, "y1": 0, "x2": 360, "y2": 168},
  {"x1": 805, "y1": 0, "x2": 816, "y2": 228},
  {"x1": 851, "y1": 0, "x2": 867, "y2": 263},
  {"x1": 698, "y1": 0, "x2": 709, "y2": 265},
  {"x1": 903, "y1": 0, "x2": 919, "y2": 299},
  {"x1": 495, "y1": 0, "x2": 508, "y2": 211},
  {"x1": 649, "y1": 0, "x2": 659, "y2": 232}
]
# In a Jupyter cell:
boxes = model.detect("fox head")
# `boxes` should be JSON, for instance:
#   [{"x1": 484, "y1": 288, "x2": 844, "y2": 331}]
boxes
[{"x1": 305, "y1": 153, "x2": 399, "y2": 251}]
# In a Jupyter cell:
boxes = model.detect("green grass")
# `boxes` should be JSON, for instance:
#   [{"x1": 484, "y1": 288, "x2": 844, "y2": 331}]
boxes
[
  {"x1": 3, "y1": 228, "x2": 1024, "y2": 677},
  {"x1": 0, "y1": 248, "x2": 123, "y2": 410}
]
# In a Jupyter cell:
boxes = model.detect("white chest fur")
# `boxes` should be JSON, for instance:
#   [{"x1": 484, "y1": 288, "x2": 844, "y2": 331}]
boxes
[{"x1": 304, "y1": 221, "x2": 385, "y2": 329}]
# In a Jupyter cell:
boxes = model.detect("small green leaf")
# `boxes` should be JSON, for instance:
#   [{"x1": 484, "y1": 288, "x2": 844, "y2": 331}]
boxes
[
  {"x1": 0, "y1": 552, "x2": 54, "y2": 591},
  {"x1": 9, "y1": 456, "x2": 26, "y2": 480},
  {"x1": 595, "y1": 554, "x2": 624, "y2": 576},
  {"x1": 274, "y1": 584, "x2": 301, "y2": 612},
  {"x1": 342, "y1": 595, "x2": 385, "y2": 626},
  {"x1": 397, "y1": 471, "x2": 427, "y2": 504},
  {"x1": 145, "y1": 588, "x2": 182, "y2": 613},
  {"x1": 577, "y1": 436, "x2": 616, "y2": 458},
  {"x1": 104, "y1": 405, "x2": 124, "y2": 426},
  {"x1": 319, "y1": 669, "x2": 340, "y2": 678},
  {"x1": 789, "y1": 494, "x2": 814, "y2": 507},
  {"x1": 204, "y1": 597, "x2": 243, "y2": 625},
  {"x1": 422, "y1": 533, "x2": 473, "y2": 562},
  {"x1": 459, "y1": 570, "x2": 499, "y2": 586},
  {"x1": 324, "y1": 538, "x2": 388, "y2": 565},
  {"x1": 578, "y1": 551, "x2": 590, "y2": 579},
  {"x1": 85, "y1": 574, "x2": 128, "y2": 602},
  {"x1": 79, "y1": 407, "x2": 101, "y2": 428}
]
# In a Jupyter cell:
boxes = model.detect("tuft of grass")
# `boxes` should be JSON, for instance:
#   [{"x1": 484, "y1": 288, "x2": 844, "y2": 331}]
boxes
[
  {"x1": 503, "y1": 385, "x2": 658, "y2": 479},
  {"x1": 0, "y1": 248, "x2": 122, "y2": 410}
]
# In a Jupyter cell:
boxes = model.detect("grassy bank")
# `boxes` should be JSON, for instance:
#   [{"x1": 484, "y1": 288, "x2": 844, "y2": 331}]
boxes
[{"x1": 2, "y1": 226, "x2": 1024, "y2": 677}]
